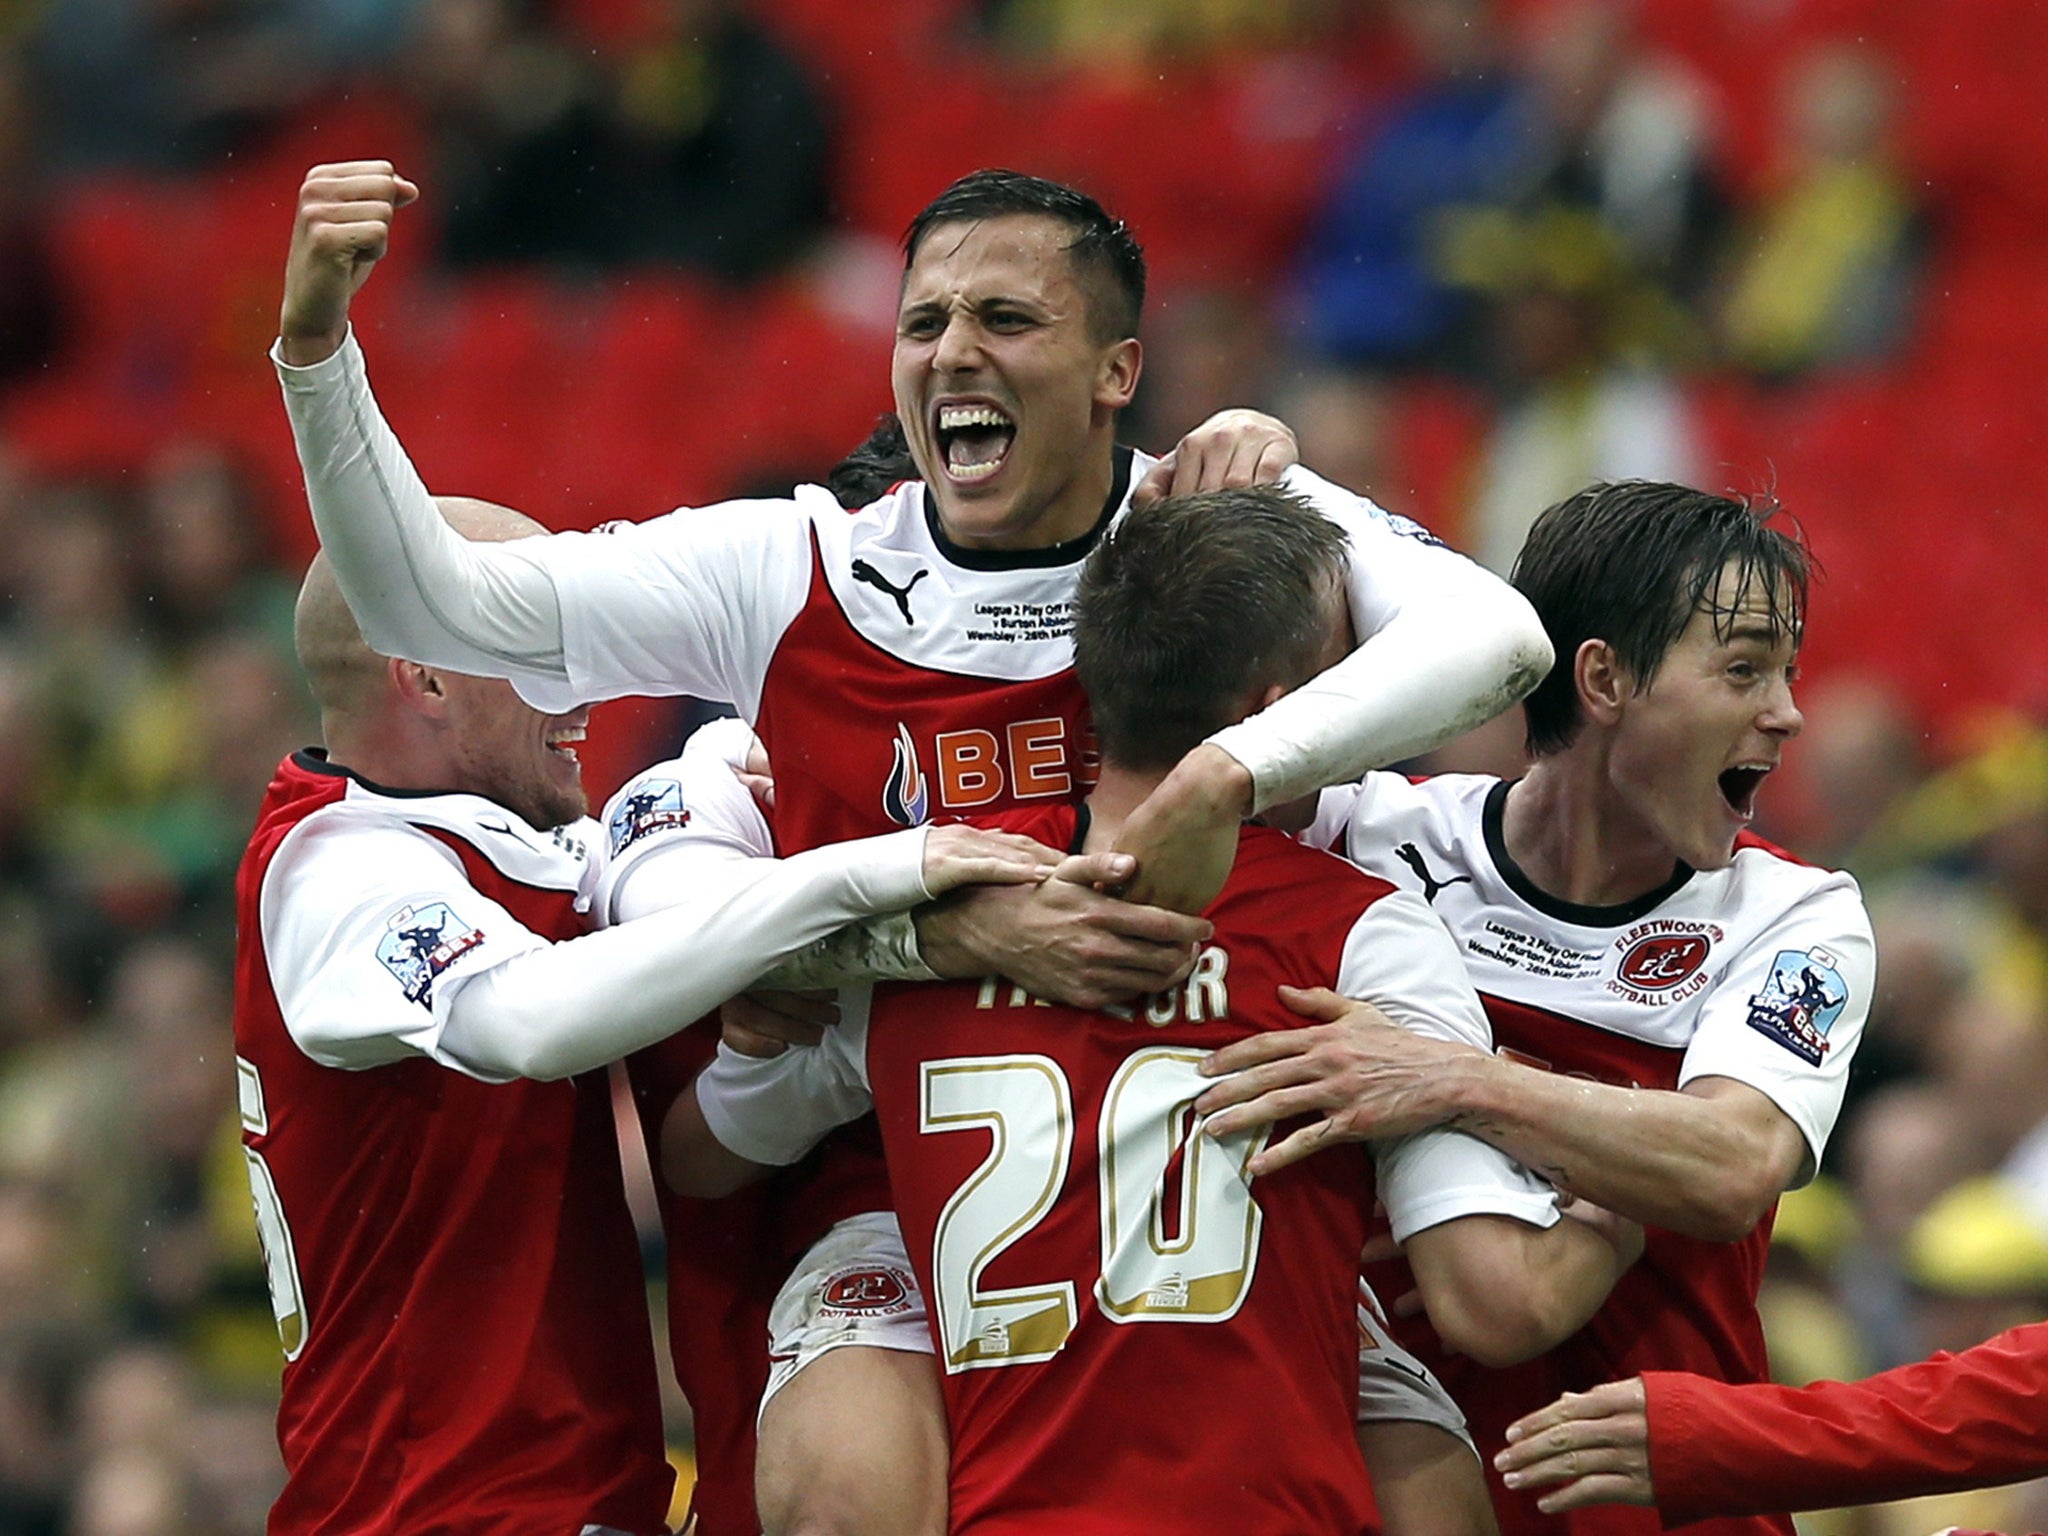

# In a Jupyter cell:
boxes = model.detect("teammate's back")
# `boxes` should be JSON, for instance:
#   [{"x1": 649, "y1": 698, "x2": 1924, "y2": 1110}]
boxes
[
  {"x1": 865, "y1": 810, "x2": 1387, "y2": 1534},
  {"x1": 680, "y1": 484, "x2": 1602, "y2": 1536}
]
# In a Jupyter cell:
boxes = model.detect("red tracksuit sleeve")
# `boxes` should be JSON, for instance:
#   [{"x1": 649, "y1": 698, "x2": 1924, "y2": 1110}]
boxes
[{"x1": 1645, "y1": 1322, "x2": 2048, "y2": 1525}]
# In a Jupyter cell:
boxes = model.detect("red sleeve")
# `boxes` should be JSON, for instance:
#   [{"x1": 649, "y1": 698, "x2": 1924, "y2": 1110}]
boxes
[{"x1": 1645, "y1": 1322, "x2": 2048, "y2": 1525}]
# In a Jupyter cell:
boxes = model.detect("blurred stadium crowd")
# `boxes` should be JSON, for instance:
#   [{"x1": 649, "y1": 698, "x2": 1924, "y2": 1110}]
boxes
[{"x1": 0, "y1": 0, "x2": 2042, "y2": 1530}]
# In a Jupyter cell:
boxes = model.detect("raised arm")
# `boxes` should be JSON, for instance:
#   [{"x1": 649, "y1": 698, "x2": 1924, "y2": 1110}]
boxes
[
  {"x1": 1118, "y1": 468, "x2": 1551, "y2": 910},
  {"x1": 276, "y1": 162, "x2": 578, "y2": 689},
  {"x1": 1217, "y1": 466, "x2": 1553, "y2": 807},
  {"x1": 276, "y1": 163, "x2": 811, "y2": 714}
]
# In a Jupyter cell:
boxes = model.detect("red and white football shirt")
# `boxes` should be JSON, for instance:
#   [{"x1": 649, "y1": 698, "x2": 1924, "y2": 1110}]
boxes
[
  {"x1": 549, "y1": 452, "x2": 1471, "y2": 1533},
  {"x1": 280, "y1": 320, "x2": 1550, "y2": 1535},
  {"x1": 1312, "y1": 771, "x2": 1875, "y2": 1536},
  {"x1": 702, "y1": 806, "x2": 1560, "y2": 1535},
  {"x1": 235, "y1": 750, "x2": 672, "y2": 1536}
]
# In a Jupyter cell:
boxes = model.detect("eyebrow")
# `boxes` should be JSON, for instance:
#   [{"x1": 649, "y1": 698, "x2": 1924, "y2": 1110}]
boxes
[
  {"x1": 1720, "y1": 620, "x2": 1800, "y2": 652},
  {"x1": 900, "y1": 290, "x2": 1046, "y2": 314}
]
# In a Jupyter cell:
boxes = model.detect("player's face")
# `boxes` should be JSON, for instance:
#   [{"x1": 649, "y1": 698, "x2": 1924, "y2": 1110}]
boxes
[
  {"x1": 1605, "y1": 563, "x2": 1803, "y2": 872},
  {"x1": 443, "y1": 676, "x2": 591, "y2": 830},
  {"x1": 893, "y1": 214, "x2": 1140, "y2": 551}
]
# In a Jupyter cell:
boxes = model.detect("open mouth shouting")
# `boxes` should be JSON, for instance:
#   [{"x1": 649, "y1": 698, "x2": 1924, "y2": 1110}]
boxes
[
  {"x1": 1717, "y1": 764, "x2": 1771, "y2": 821},
  {"x1": 935, "y1": 402, "x2": 1016, "y2": 484}
]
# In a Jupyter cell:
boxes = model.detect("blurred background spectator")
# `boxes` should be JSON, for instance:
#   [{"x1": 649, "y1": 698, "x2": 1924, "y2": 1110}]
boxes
[
  {"x1": 1715, "y1": 41, "x2": 1921, "y2": 379},
  {"x1": 1291, "y1": 0, "x2": 1532, "y2": 376},
  {"x1": 0, "y1": 0, "x2": 2041, "y2": 1529},
  {"x1": 410, "y1": 0, "x2": 832, "y2": 277}
]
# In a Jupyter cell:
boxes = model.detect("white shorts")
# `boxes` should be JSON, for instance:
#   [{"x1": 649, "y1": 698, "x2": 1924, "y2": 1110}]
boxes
[
  {"x1": 759, "y1": 1219, "x2": 1469, "y2": 1452},
  {"x1": 760, "y1": 1212, "x2": 932, "y2": 1423},
  {"x1": 1356, "y1": 1279, "x2": 1474, "y2": 1450}
]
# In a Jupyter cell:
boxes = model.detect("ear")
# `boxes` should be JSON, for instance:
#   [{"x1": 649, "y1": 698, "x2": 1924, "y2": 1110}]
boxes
[
  {"x1": 390, "y1": 658, "x2": 451, "y2": 718},
  {"x1": 1575, "y1": 639, "x2": 1631, "y2": 727},
  {"x1": 1095, "y1": 337, "x2": 1142, "y2": 411}
]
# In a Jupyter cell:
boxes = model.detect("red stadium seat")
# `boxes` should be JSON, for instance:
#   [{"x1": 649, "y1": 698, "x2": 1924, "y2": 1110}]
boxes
[{"x1": 715, "y1": 282, "x2": 894, "y2": 496}]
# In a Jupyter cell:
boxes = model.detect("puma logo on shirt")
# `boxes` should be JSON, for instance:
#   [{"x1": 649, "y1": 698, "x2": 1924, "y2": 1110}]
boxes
[{"x1": 852, "y1": 560, "x2": 930, "y2": 625}]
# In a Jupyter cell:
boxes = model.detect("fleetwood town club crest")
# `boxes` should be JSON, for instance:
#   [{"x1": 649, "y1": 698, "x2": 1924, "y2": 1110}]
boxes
[
  {"x1": 608, "y1": 778, "x2": 692, "y2": 855},
  {"x1": 818, "y1": 1263, "x2": 917, "y2": 1319},
  {"x1": 375, "y1": 902, "x2": 486, "y2": 1006},
  {"x1": 1606, "y1": 920, "x2": 1722, "y2": 1004},
  {"x1": 1617, "y1": 934, "x2": 1710, "y2": 988},
  {"x1": 883, "y1": 722, "x2": 931, "y2": 827},
  {"x1": 1745, "y1": 946, "x2": 1849, "y2": 1065}
]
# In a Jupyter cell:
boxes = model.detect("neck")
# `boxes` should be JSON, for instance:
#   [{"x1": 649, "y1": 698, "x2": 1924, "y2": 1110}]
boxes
[
  {"x1": 1078, "y1": 761, "x2": 1169, "y2": 849},
  {"x1": 1503, "y1": 751, "x2": 1681, "y2": 908},
  {"x1": 1034, "y1": 434, "x2": 1120, "y2": 548},
  {"x1": 934, "y1": 429, "x2": 1120, "y2": 552},
  {"x1": 321, "y1": 713, "x2": 451, "y2": 796}
]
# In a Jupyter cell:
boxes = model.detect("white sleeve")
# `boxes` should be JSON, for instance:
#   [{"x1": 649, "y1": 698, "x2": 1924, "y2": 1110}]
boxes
[
  {"x1": 260, "y1": 812, "x2": 555, "y2": 1072},
  {"x1": 593, "y1": 734, "x2": 779, "y2": 929},
  {"x1": 694, "y1": 988, "x2": 875, "y2": 1166},
  {"x1": 597, "y1": 729, "x2": 938, "y2": 985},
  {"x1": 434, "y1": 822, "x2": 934, "y2": 1081},
  {"x1": 1206, "y1": 466, "x2": 1553, "y2": 810},
  {"x1": 268, "y1": 749, "x2": 935, "y2": 1082},
  {"x1": 273, "y1": 331, "x2": 808, "y2": 715},
  {"x1": 1336, "y1": 889, "x2": 1562, "y2": 1243},
  {"x1": 1676, "y1": 879, "x2": 1874, "y2": 1185},
  {"x1": 267, "y1": 789, "x2": 928, "y2": 1083}
]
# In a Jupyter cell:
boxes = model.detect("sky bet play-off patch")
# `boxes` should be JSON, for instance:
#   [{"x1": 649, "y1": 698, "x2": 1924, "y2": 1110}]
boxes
[
  {"x1": 376, "y1": 902, "x2": 486, "y2": 1008},
  {"x1": 1745, "y1": 946, "x2": 1848, "y2": 1066},
  {"x1": 608, "y1": 778, "x2": 692, "y2": 856}
]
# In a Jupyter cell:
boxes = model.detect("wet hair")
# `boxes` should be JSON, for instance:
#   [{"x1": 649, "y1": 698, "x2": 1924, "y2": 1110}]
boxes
[
  {"x1": 827, "y1": 414, "x2": 917, "y2": 509},
  {"x1": 1512, "y1": 480, "x2": 1812, "y2": 756},
  {"x1": 1075, "y1": 487, "x2": 1349, "y2": 770},
  {"x1": 904, "y1": 169, "x2": 1146, "y2": 342}
]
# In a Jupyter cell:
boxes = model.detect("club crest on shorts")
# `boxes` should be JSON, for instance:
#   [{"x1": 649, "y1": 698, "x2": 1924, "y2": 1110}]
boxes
[
  {"x1": 820, "y1": 1264, "x2": 915, "y2": 1317},
  {"x1": 376, "y1": 902, "x2": 485, "y2": 1006},
  {"x1": 883, "y1": 722, "x2": 930, "y2": 827},
  {"x1": 608, "y1": 778, "x2": 691, "y2": 855},
  {"x1": 1745, "y1": 946, "x2": 1848, "y2": 1065}
]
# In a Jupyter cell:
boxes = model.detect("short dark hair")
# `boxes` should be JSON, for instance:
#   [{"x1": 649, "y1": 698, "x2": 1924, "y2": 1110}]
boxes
[
  {"x1": 1076, "y1": 487, "x2": 1350, "y2": 771},
  {"x1": 1512, "y1": 480, "x2": 1812, "y2": 756},
  {"x1": 904, "y1": 169, "x2": 1146, "y2": 342}
]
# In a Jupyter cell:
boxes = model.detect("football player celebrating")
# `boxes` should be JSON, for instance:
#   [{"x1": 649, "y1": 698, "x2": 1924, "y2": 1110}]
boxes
[
  {"x1": 272, "y1": 162, "x2": 1552, "y2": 1535},
  {"x1": 1196, "y1": 480, "x2": 1876, "y2": 1536},
  {"x1": 660, "y1": 487, "x2": 1640, "y2": 1535},
  {"x1": 239, "y1": 499, "x2": 1046, "y2": 1534}
]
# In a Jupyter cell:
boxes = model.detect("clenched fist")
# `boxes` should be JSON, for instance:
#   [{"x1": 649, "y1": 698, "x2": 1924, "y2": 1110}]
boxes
[{"x1": 279, "y1": 161, "x2": 419, "y2": 366}]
